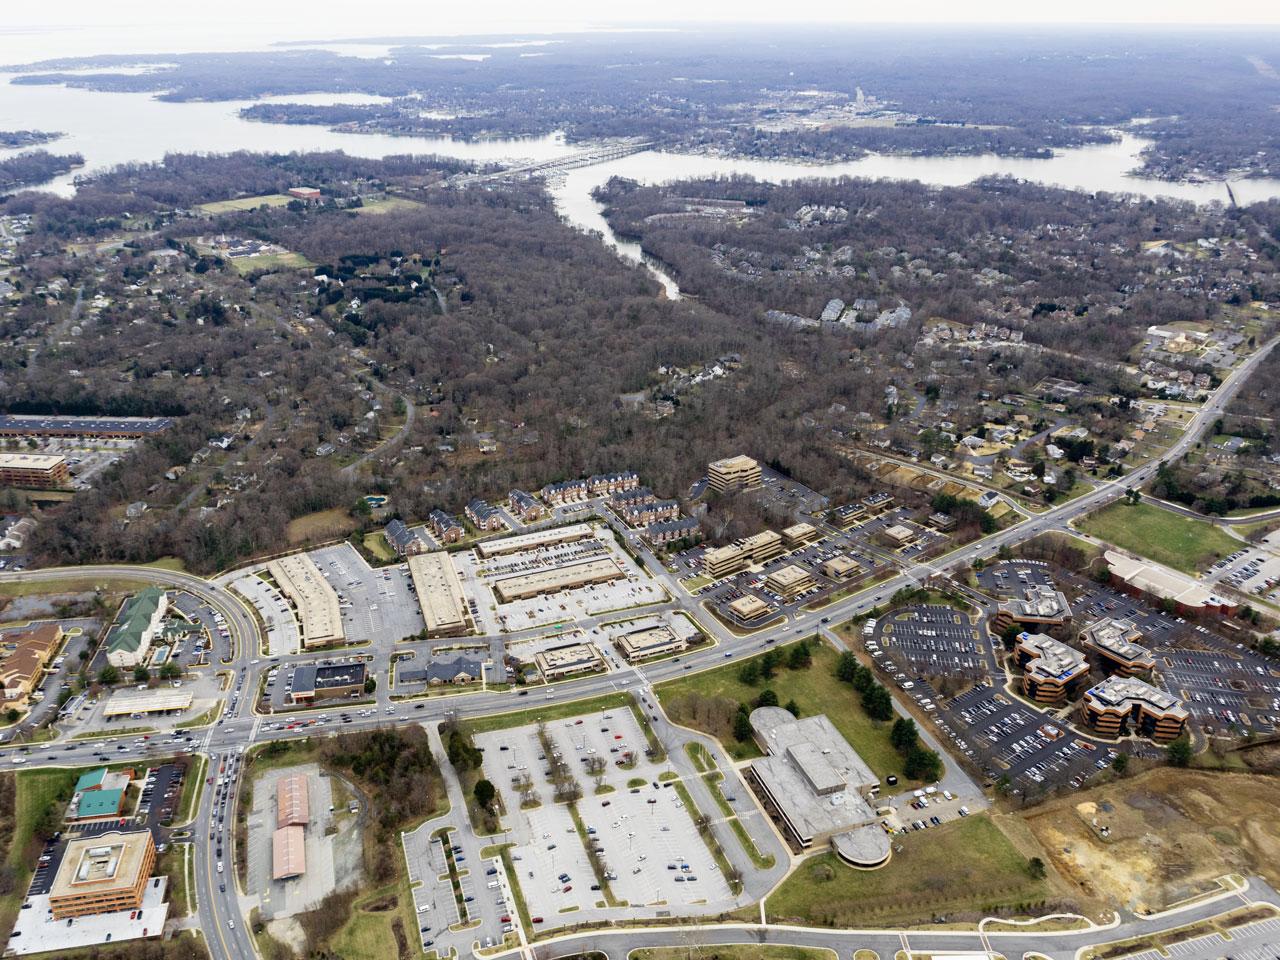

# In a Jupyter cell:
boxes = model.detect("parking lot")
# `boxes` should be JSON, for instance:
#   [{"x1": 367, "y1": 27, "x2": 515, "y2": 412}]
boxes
[
  {"x1": 1205, "y1": 542, "x2": 1280, "y2": 603},
  {"x1": 473, "y1": 708, "x2": 734, "y2": 927},
  {"x1": 310, "y1": 543, "x2": 426, "y2": 644},
  {"x1": 230, "y1": 574, "x2": 299, "y2": 656},
  {"x1": 462, "y1": 531, "x2": 666, "y2": 632},
  {"x1": 402, "y1": 818, "x2": 510, "y2": 953},
  {"x1": 870, "y1": 604, "x2": 992, "y2": 677}
]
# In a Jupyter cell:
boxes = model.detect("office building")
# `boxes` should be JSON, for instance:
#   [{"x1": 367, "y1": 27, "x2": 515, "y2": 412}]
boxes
[
  {"x1": 746, "y1": 707, "x2": 889, "y2": 867},
  {"x1": 616, "y1": 624, "x2": 688, "y2": 662},
  {"x1": 49, "y1": 831, "x2": 158, "y2": 919},
  {"x1": 0, "y1": 414, "x2": 173, "y2": 440},
  {"x1": 399, "y1": 655, "x2": 484, "y2": 686},
  {"x1": 1080, "y1": 676, "x2": 1188, "y2": 743},
  {"x1": 879, "y1": 523, "x2": 919, "y2": 548},
  {"x1": 1105, "y1": 550, "x2": 1235, "y2": 615},
  {"x1": 707, "y1": 455, "x2": 762, "y2": 495},
  {"x1": 268, "y1": 554, "x2": 344, "y2": 648},
  {"x1": 862, "y1": 492, "x2": 895, "y2": 514},
  {"x1": 701, "y1": 530, "x2": 783, "y2": 579},
  {"x1": 1079, "y1": 618, "x2": 1155, "y2": 676},
  {"x1": 288, "y1": 662, "x2": 366, "y2": 705},
  {"x1": 764, "y1": 564, "x2": 818, "y2": 600},
  {"x1": 0, "y1": 452, "x2": 70, "y2": 489},
  {"x1": 474, "y1": 523, "x2": 595, "y2": 558},
  {"x1": 781, "y1": 522, "x2": 821, "y2": 548},
  {"x1": 493, "y1": 557, "x2": 624, "y2": 603},
  {"x1": 1014, "y1": 631, "x2": 1089, "y2": 705},
  {"x1": 821, "y1": 555, "x2": 861, "y2": 581},
  {"x1": 534, "y1": 642, "x2": 606, "y2": 680},
  {"x1": 831, "y1": 503, "x2": 867, "y2": 529},
  {"x1": 408, "y1": 552, "x2": 472, "y2": 638},
  {"x1": 106, "y1": 587, "x2": 168, "y2": 668},
  {"x1": 727, "y1": 594, "x2": 771, "y2": 623},
  {"x1": 994, "y1": 583, "x2": 1073, "y2": 632}
]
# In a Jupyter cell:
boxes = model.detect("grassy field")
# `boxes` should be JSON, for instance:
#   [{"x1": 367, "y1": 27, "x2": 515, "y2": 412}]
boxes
[
  {"x1": 633, "y1": 948, "x2": 835, "y2": 960},
  {"x1": 0, "y1": 768, "x2": 77, "y2": 938},
  {"x1": 655, "y1": 642, "x2": 911, "y2": 787},
  {"x1": 460, "y1": 691, "x2": 632, "y2": 735},
  {"x1": 361, "y1": 532, "x2": 396, "y2": 563},
  {"x1": 229, "y1": 250, "x2": 313, "y2": 275},
  {"x1": 198, "y1": 193, "x2": 291, "y2": 213},
  {"x1": 0, "y1": 577, "x2": 145, "y2": 599},
  {"x1": 351, "y1": 196, "x2": 426, "y2": 215},
  {"x1": 286, "y1": 507, "x2": 359, "y2": 545},
  {"x1": 766, "y1": 814, "x2": 1047, "y2": 927},
  {"x1": 1078, "y1": 502, "x2": 1241, "y2": 574}
]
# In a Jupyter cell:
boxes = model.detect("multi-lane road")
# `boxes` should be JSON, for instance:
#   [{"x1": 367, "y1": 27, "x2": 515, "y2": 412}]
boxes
[{"x1": 1, "y1": 336, "x2": 1275, "y2": 960}]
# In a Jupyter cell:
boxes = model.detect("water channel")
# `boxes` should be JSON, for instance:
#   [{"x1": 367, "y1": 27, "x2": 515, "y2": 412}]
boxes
[{"x1": 4, "y1": 77, "x2": 1280, "y2": 299}]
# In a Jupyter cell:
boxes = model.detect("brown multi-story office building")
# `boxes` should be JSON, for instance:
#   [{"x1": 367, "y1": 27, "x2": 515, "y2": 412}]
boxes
[
  {"x1": 830, "y1": 503, "x2": 867, "y2": 529},
  {"x1": 49, "y1": 831, "x2": 157, "y2": 919},
  {"x1": 994, "y1": 584, "x2": 1073, "y2": 633},
  {"x1": 707, "y1": 455, "x2": 762, "y2": 495},
  {"x1": 781, "y1": 522, "x2": 821, "y2": 548},
  {"x1": 1013, "y1": 631, "x2": 1089, "y2": 705},
  {"x1": 1080, "y1": 676, "x2": 1188, "y2": 743},
  {"x1": 1078, "y1": 618, "x2": 1156, "y2": 677},
  {"x1": 0, "y1": 452, "x2": 70, "y2": 489}
]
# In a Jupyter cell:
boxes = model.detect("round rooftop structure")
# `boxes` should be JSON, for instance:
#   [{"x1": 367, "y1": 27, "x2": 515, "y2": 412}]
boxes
[{"x1": 831, "y1": 824, "x2": 892, "y2": 869}]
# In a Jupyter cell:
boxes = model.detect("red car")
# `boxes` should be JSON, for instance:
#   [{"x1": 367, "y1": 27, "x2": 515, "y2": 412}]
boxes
[{"x1": 532, "y1": 916, "x2": 544, "y2": 924}]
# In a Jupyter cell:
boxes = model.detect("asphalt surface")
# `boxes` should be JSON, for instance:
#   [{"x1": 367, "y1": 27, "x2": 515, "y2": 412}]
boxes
[{"x1": 0, "y1": 334, "x2": 1274, "y2": 960}]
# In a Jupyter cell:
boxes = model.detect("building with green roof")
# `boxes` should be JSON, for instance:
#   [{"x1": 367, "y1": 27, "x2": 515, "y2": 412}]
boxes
[
  {"x1": 105, "y1": 587, "x2": 168, "y2": 668},
  {"x1": 73, "y1": 767, "x2": 107, "y2": 793},
  {"x1": 72, "y1": 787, "x2": 125, "y2": 820}
]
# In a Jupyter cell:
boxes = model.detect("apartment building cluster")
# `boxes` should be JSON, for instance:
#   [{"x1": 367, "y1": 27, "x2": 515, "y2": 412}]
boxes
[
  {"x1": 0, "y1": 622, "x2": 63, "y2": 706},
  {"x1": 541, "y1": 470, "x2": 640, "y2": 506}
]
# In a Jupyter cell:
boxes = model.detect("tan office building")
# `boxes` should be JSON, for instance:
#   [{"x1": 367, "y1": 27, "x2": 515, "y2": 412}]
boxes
[
  {"x1": 535, "y1": 642, "x2": 606, "y2": 679},
  {"x1": 475, "y1": 523, "x2": 595, "y2": 558},
  {"x1": 493, "y1": 557, "x2": 624, "y2": 603},
  {"x1": 764, "y1": 564, "x2": 817, "y2": 600},
  {"x1": 268, "y1": 554, "x2": 344, "y2": 648},
  {"x1": 879, "y1": 523, "x2": 919, "y2": 548},
  {"x1": 409, "y1": 552, "x2": 472, "y2": 637},
  {"x1": 0, "y1": 452, "x2": 71, "y2": 489},
  {"x1": 728, "y1": 594, "x2": 771, "y2": 623},
  {"x1": 821, "y1": 555, "x2": 861, "y2": 581},
  {"x1": 702, "y1": 530, "x2": 783, "y2": 579},
  {"x1": 49, "y1": 831, "x2": 157, "y2": 919},
  {"x1": 781, "y1": 522, "x2": 821, "y2": 548},
  {"x1": 707, "y1": 455, "x2": 762, "y2": 495},
  {"x1": 616, "y1": 625, "x2": 688, "y2": 662}
]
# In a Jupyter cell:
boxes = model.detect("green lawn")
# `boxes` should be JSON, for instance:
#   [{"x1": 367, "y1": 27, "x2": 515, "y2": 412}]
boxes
[
  {"x1": 350, "y1": 196, "x2": 426, "y2": 215},
  {"x1": 633, "y1": 948, "x2": 834, "y2": 960},
  {"x1": 1078, "y1": 502, "x2": 1241, "y2": 574},
  {"x1": 361, "y1": 532, "x2": 397, "y2": 563},
  {"x1": 766, "y1": 814, "x2": 1047, "y2": 928},
  {"x1": 197, "y1": 193, "x2": 291, "y2": 213},
  {"x1": 655, "y1": 641, "x2": 912, "y2": 789},
  {"x1": 460, "y1": 691, "x2": 631, "y2": 735},
  {"x1": 1, "y1": 769, "x2": 77, "y2": 938}
]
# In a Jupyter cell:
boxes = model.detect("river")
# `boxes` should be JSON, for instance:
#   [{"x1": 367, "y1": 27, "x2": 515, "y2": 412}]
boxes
[{"x1": 3, "y1": 76, "x2": 1280, "y2": 299}]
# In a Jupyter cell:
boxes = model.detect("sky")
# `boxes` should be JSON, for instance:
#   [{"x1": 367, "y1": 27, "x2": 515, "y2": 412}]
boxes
[{"x1": 2, "y1": 0, "x2": 1278, "y2": 64}]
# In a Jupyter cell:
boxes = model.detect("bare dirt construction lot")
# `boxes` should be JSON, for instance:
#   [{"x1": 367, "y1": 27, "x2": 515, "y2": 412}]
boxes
[{"x1": 1023, "y1": 768, "x2": 1280, "y2": 913}]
